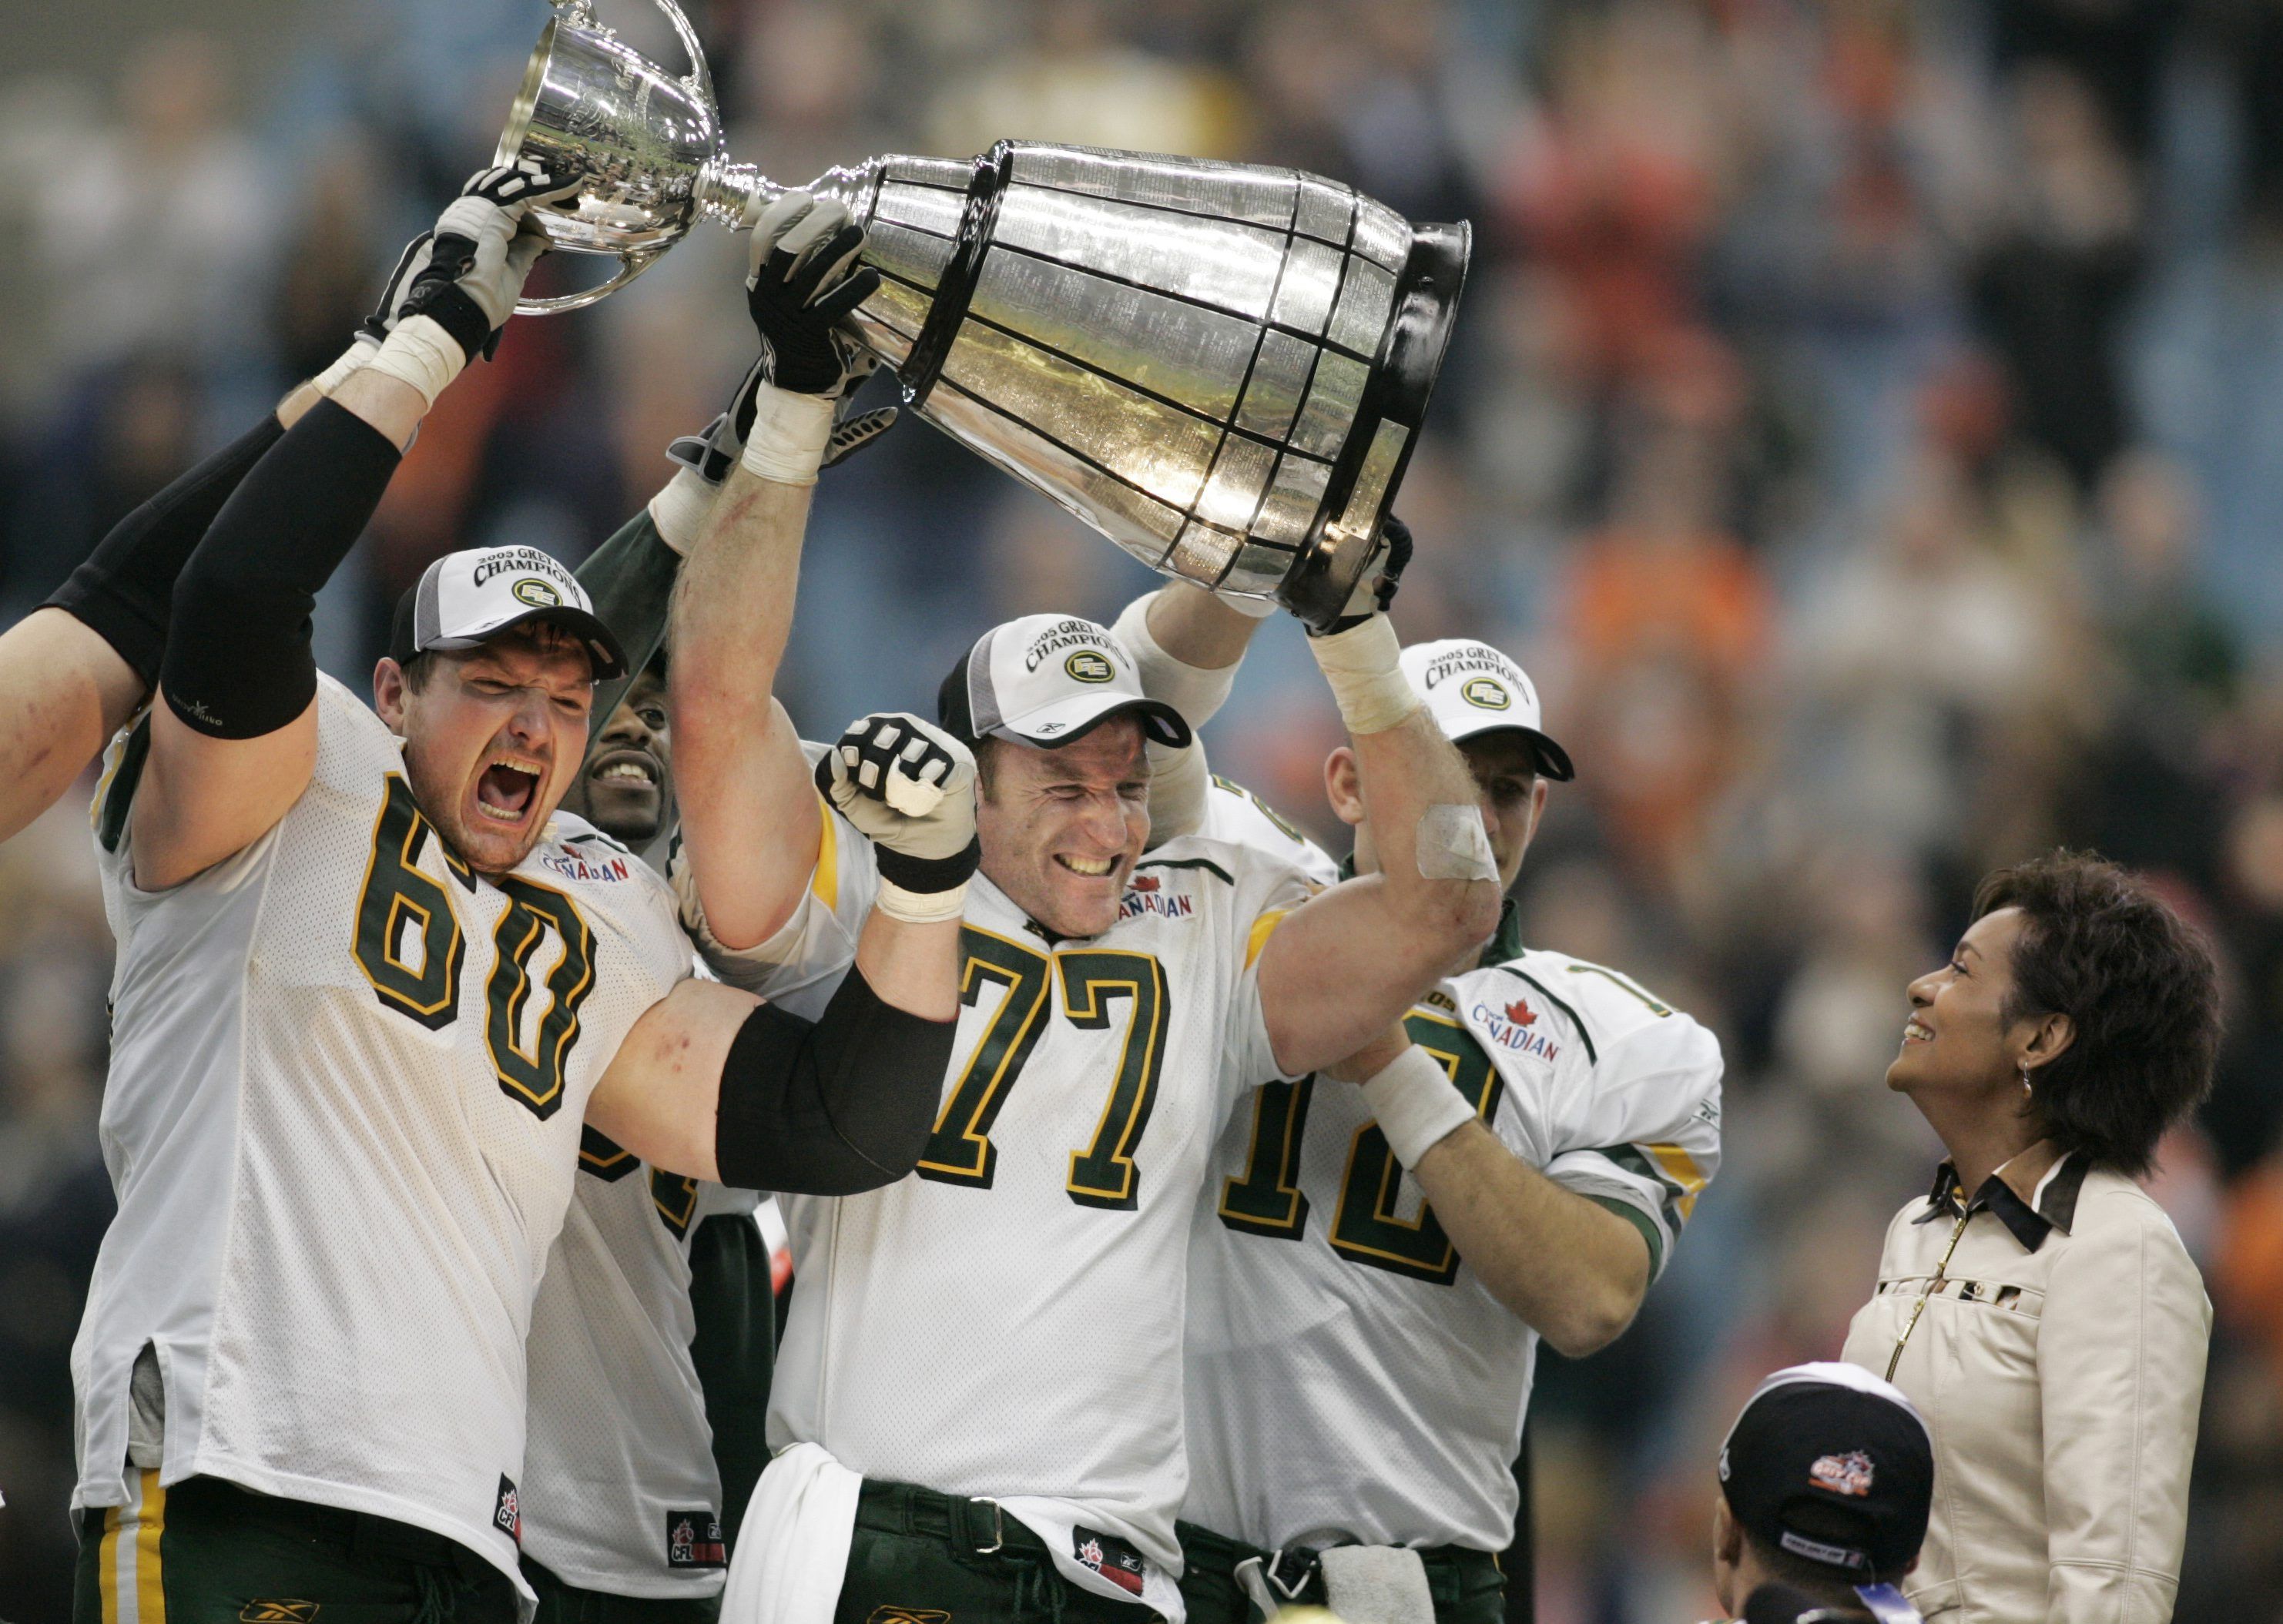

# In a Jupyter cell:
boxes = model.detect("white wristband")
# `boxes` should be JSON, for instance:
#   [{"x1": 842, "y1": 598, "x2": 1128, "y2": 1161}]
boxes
[
  {"x1": 1111, "y1": 592, "x2": 1241, "y2": 728},
  {"x1": 359, "y1": 315, "x2": 466, "y2": 410},
  {"x1": 739, "y1": 383, "x2": 836, "y2": 487},
  {"x1": 311, "y1": 340, "x2": 374, "y2": 397},
  {"x1": 1360, "y1": 1043, "x2": 1477, "y2": 1168},
  {"x1": 876, "y1": 878, "x2": 967, "y2": 925},
  {"x1": 1307, "y1": 614, "x2": 1420, "y2": 735},
  {"x1": 646, "y1": 465, "x2": 717, "y2": 558}
]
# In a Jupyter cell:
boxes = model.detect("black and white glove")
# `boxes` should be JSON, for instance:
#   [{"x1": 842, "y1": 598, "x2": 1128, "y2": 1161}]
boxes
[
  {"x1": 744, "y1": 191, "x2": 880, "y2": 397},
  {"x1": 364, "y1": 161, "x2": 580, "y2": 362},
  {"x1": 1311, "y1": 512, "x2": 1414, "y2": 636},
  {"x1": 667, "y1": 354, "x2": 898, "y2": 486},
  {"x1": 815, "y1": 713, "x2": 979, "y2": 925}
]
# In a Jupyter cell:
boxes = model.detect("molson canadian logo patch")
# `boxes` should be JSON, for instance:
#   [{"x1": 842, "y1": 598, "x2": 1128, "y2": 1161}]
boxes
[
  {"x1": 1475, "y1": 998, "x2": 1560, "y2": 1061},
  {"x1": 1121, "y1": 872, "x2": 1195, "y2": 920}
]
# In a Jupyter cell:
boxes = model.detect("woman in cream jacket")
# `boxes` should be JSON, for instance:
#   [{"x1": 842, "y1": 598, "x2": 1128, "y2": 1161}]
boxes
[{"x1": 1842, "y1": 852, "x2": 2218, "y2": 1624}]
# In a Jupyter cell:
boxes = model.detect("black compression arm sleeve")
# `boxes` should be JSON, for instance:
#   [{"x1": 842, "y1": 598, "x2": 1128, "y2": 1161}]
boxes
[
  {"x1": 42, "y1": 414, "x2": 287, "y2": 688},
  {"x1": 159, "y1": 399, "x2": 401, "y2": 739},
  {"x1": 714, "y1": 967, "x2": 954, "y2": 1195}
]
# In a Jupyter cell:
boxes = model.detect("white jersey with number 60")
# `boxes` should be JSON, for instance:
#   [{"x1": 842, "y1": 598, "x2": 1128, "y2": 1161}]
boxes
[
  {"x1": 1182, "y1": 779, "x2": 1725, "y2": 1555},
  {"x1": 76, "y1": 675, "x2": 693, "y2": 1592},
  {"x1": 679, "y1": 801, "x2": 1318, "y2": 1616}
]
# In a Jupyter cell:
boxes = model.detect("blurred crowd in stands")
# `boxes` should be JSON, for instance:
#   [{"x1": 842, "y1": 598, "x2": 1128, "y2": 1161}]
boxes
[{"x1": 5, "y1": 0, "x2": 2283, "y2": 1618}]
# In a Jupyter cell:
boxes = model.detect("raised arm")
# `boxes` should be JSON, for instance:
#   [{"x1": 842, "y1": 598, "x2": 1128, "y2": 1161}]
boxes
[
  {"x1": 0, "y1": 383, "x2": 327, "y2": 844},
  {"x1": 1109, "y1": 579, "x2": 1268, "y2": 846},
  {"x1": 1253, "y1": 562, "x2": 1501, "y2": 1070},
  {"x1": 130, "y1": 165, "x2": 572, "y2": 889},
  {"x1": 669, "y1": 193, "x2": 880, "y2": 950},
  {"x1": 588, "y1": 712, "x2": 977, "y2": 1187}
]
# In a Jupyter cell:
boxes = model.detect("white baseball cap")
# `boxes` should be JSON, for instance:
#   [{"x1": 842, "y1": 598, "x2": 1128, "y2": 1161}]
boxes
[
  {"x1": 1402, "y1": 638, "x2": 1574, "y2": 780},
  {"x1": 390, "y1": 545, "x2": 629, "y2": 680},
  {"x1": 939, "y1": 614, "x2": 1192, "y2": 750}
]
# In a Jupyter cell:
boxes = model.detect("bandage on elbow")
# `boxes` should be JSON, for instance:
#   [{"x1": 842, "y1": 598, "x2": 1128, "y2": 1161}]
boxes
[{"x1": 1416, "y1": 804, "x2": 1497, "y2": 882}]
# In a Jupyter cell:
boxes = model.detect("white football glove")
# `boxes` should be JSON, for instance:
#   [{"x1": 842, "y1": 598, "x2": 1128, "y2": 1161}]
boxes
[{"x1": 815, "y1": 713, "x2": 979, "y2": 923}]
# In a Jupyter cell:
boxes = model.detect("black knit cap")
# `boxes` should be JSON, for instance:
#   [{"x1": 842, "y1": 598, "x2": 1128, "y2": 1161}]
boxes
[{"x1": 1719, "y1": 1363, "x2": 1934, "y2": 1581}]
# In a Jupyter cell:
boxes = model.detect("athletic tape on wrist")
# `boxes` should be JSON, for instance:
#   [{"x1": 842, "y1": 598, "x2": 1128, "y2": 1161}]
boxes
[
  {"x1": 1111, "y1": 593, "x2": 1241, "y2": 728},
  {"x1": 1361, "y1": 1043, "x2": 1479, "y2": 1168},
  {"x1": 875, "y1": 878, "x2": 969, "y2": 925},
  {"x1": 311, "y1": 341, "x2": 373, "y2": 398},
  {"x1": 360, "y1": 315, "x2": 465, "y2": 409},
  {"x1": 1306, "y1": 614, "x2": 1419, "y2": 735},
  {"x1": 646, "y1": 466, "x2": 716, "y2": 558},
  {"x1": 739, "y1": 383, "x2": 835, "y2": 487},
  {"x1": 1417, "y1": 804, "x2": 1497, "y2": 882}
]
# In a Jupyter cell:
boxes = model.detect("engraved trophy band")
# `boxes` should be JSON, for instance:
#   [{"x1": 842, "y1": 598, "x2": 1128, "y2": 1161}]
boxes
[{"x1": 498, "y1": 0, "x2": 1470, "y2": 627}]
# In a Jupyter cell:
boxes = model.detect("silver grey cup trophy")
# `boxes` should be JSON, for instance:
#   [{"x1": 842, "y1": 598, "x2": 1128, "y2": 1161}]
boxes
[{"x1": 498, "y1": 0, "x2": 1470, "y2": 628}]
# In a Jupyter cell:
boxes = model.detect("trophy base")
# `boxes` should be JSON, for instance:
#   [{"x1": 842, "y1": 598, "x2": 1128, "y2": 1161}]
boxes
[{"x1": 1279, "y1": 219, "x2": 1472, "y2": 631}]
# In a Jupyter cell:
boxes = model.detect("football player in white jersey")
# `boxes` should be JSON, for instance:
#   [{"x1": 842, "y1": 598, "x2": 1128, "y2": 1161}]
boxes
[
  {"x1": 1107, "y1": 574, "x2": 1725, "y2": 1624},
  {"x1": 59, "y1": 172, "x2": 966, "y2": 1624},
  {"x1": 665, "y1": 423, "x2": 1507, "y2": 1624}
]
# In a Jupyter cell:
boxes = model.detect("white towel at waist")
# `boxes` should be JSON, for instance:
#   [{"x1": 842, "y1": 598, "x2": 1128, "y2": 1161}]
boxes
[{"x1": 720, "y1": 1442, "x2": 862, "y2": 1624}]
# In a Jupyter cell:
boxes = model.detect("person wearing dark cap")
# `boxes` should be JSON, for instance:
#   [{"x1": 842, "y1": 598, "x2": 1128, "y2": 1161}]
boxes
[
  {"x1": 672, "y1": 574, "x2": 1507, "y2": 1618},
  {"x1": 64, "y1": 173, "x2": 964, "y2": 1622},
  {"x1": 1711, "y1": 1363, "x2": 1933, "y2": 1624}
]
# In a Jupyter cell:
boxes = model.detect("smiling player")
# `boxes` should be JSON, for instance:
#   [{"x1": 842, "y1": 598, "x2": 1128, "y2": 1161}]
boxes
[{"x1": 1105, "y1": 576, "x2": 1725, "y2": 1624}]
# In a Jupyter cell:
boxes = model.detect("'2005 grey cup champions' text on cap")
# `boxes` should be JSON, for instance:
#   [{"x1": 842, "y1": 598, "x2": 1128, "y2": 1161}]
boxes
[{"x1": 389, "y1": 545, "x2": 629, "y2": 681}]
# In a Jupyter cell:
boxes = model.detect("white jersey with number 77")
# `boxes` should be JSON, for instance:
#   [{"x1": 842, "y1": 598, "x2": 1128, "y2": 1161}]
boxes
[{"x1": 676, "y1": 794, "x2": 1321, "y2": 1620}]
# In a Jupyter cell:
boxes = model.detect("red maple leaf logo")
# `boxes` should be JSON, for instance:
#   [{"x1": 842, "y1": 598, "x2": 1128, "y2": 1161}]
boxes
[
  {"x1": 1131, "y1": 875, "x2": 1159, "y2": 892},
  {"x1": 1505, "y1": 999, "x2": 1537, "y2": 1026}
]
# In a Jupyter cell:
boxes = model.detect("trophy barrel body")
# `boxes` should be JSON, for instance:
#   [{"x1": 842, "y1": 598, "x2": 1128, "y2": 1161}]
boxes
[{"x1": 838, "y1": 142, "x2": 1470, "y2": 627}]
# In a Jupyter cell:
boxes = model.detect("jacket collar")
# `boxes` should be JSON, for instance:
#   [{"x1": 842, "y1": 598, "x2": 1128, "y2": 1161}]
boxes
[
  {"x1": 1916, "y1": 1142, "x2": 2087, "y2": 1251},
  {"x1": 1340, "y1": 852, "x2": 1523, "y2": 968}
]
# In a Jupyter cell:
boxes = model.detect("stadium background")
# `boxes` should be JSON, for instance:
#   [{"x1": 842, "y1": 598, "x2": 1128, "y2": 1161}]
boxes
[{"x1": 3, "y1": 0, "x2": 2281, "y2": 1618}]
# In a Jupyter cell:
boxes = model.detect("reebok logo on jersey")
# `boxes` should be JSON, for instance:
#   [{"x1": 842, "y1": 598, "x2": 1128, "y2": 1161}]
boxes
[
  {"x1": 240, "y1": 1603, "x2": 318, "y2": 1623},
  {"x1": 1474, "y1": 1000, "x2": 1561, "y2": 1063},
  {"x1": 1119, "y1": 875, "x2": 1195, "y2": 921},
  {"x1": 494, "y1": 1475, "x2": 521, "y2": 1544},
  {"x1": 665, "y1": 1510, "x2": 726, "y2": 1569},
  {"x1": 1072, "y1": 1527, "x2": 1148, "y2": 1596}
]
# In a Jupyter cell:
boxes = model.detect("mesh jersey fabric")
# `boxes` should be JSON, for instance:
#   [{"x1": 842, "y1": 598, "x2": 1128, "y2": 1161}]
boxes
[
  {"x1": 1195, "y1": 776, "x2": 1342, "y2": 889},
  {"x1": 675, "y1": 803, "x2": 1318, "y2": 1600},
  {"x1": 75, "y1": 675, "x2": 694, "y2": 1592},
  {"x1": 521, "y1": 1128, "x2": 759, "y2": 1596},
  {"x1": 1182, "y1": 789, "x2": 1725, "y2": 1553}
]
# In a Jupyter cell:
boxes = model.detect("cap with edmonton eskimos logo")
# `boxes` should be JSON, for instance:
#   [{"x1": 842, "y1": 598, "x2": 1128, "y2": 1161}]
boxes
[
  {"x1": 1402, "y1": 638, "x2": 1573, "y2": 781},
  {"x1": 938, "y1": 614, "x2": 1191, "y2": 751},
  {"x1": 1718, "y1": 1361, "x2": 1933, "y2": 1582},
  {"x1": 389, "y1": 546, "x2": 628, "y2": 681}
]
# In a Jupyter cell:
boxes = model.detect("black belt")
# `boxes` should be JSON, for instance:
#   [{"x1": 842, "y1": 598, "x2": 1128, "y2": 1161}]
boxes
[
  {"x1": 1178, "y1": 1519, "x2": 1502, "y2": 1609},
  {"x1": 856, "y1": 1479, "x2": 1053, "y2": 1559}
]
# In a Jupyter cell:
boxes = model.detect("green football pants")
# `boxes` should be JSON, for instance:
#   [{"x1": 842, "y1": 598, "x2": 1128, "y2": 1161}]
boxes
[
  {"x1": 522, "y1": 1555, "x2": 722, "y2": 1624},
  {"x1": 73, "y1": 1472, "x2": 517, "y2": 1624},
  {"x1": 835, "y1": 1481, "x2": 1165, "y2": 1623},
  {"x1": 1175, "y1": 1519, "x2": 1507, "y2": 1624}
]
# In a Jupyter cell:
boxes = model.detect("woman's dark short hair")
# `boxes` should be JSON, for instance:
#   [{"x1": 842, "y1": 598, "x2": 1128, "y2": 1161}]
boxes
[{"x1": 1974, "y1": 851, "x2": 2221, "y2": 1177}]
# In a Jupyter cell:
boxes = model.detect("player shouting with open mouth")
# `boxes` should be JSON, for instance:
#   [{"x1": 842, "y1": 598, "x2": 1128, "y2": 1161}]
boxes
[{"x1": 47, "y1": 169, "x2": 964, "y2": 1624}]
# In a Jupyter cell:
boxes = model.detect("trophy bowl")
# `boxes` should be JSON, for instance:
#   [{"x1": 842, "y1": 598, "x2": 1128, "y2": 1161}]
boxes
[{"x1": 497, "y1": 0, "x2": 1470, "y2": 628}]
